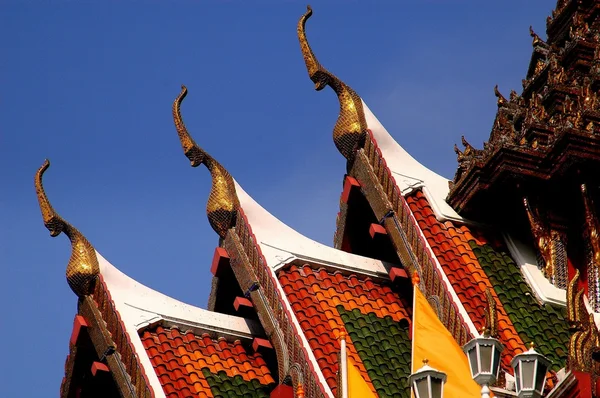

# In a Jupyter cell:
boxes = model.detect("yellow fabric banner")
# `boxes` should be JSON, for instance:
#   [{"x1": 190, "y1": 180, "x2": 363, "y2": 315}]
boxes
[
  {"x1": 348, "y1": 357, "x2": 377, "y2": 398},
  {"x1": 412, "y1": 288, "x2": 481, "y2": 397}
]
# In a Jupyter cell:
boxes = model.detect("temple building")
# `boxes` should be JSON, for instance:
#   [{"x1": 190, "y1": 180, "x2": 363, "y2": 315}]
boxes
[{"x1": 37, "y1": 1, "x2": 600, "y2": 397}]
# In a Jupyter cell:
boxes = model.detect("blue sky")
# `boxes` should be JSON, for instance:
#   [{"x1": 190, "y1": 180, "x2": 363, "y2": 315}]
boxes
[{"x1": 3, "y1": 1, "x2": 554, "y2": 395}]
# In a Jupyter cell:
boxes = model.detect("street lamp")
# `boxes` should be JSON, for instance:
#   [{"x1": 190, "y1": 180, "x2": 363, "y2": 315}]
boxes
[
  {"x1": 463, "y1": 335, "x2": 504, "y2": 398},
  {"x1": 511, "y1": 343, "x2": 551, "y2": 398},
  {"x1": 409, "y1": 359, "x2": 447, "y2": 398}
]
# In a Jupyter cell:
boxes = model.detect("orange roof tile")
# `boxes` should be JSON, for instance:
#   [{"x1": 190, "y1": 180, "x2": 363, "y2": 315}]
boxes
[{"x1": 141, "y1": 326, "x2": 275, "y2": 397}]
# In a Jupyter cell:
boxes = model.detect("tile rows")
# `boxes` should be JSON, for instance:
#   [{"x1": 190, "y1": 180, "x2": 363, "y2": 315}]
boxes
[
  {"x1": 407, "y1": 191, "x2": 524, "y2": 368},
  {"x1": 140, "y1": 326, "x2": 275, "y2": 397},
  {"x1": 279, "y1": 264, "x2": 412, "y2": 397}
]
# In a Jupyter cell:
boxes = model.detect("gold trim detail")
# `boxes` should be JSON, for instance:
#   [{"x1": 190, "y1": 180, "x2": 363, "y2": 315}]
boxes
[
  {"x1": 483, "y1": 288, "x2": 498, "y2": 338},
  {"x1": 173, "y1": 85, "x2": 240, "y2": 238},
  {"x1": 297, "y1": 6, "x2": 367, "y2": 160},
  {"x1": 523, "y1": 197, "x2": 560, "y2": 283},
  {"x1": 35, "y1": 160, "x2": 99, "y2": 297},
  {"x1": 567, "y1": 269, "x2": 581, "y2": 328}
]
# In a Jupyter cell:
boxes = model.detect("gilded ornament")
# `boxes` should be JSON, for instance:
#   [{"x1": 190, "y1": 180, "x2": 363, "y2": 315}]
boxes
[
  {"x1": 453, "y1": 136, "x2": 482, "y2": 182},
  {"x1": 529, "y1": 26, "x2": 547, "y2": 48},
  {"x1": 523, "y1": 197, "x2": 558, "y2": 281},
  {"x1": 173, "y1": 85, "x2": 240, "y2": 238},
  {"x1": 483, "y1": 288, "x2": 498, "y2": 338},
  {"x1": 548, "y1": 53, "x2": 565, "y2": 85},
  {"x1": 581, "y1": 184, "x2": 600, "y2": 263},
  {"x1": 534, "y1": 59, "x2": 545, "y2": 75},
  {"x1": 586, "y1": 121, "x2": 595, "y2": 133},
  {"x1": 35, "y1": 160, "x2": 99, "y2": 297},
  {"x1": 297, "y1": 6, "x2": 367, "y2": 160},
  {"x1": 566, "y1": 269, "x2": 580, "y2": 327},
  {"x1": 494, "y1": 85, "x2": 507, "y2": 107}
]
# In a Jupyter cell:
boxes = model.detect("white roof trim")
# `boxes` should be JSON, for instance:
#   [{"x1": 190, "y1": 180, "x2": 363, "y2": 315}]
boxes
[
  {"x1": 234, "y1": 182, "x2": 390, "y2": 276},
  {"x1": 503, "y1": 234, "x2": 566, "y2": 306},
  {"x1": 362, "y1": 101, "x2": 464, "y2": 224},
  {"x1": 95, "y1": 251, "x2": 264, "y2": 398}
]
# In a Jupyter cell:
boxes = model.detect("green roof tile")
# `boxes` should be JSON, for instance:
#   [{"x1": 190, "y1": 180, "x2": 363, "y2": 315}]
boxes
[
  {"x1": 202, "y1": 369, "x2": 273, "y2": 397},
  {"x1": 337, "y1": 306, "x2": 411, "y2": 397},
  {"x1": 469, "y1": 241, "x2": 569, "y2": 371}
]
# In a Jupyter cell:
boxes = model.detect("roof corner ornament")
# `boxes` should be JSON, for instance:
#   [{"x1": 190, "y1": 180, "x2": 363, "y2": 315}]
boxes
[
  {"x1": 494, "y1": 85, "x2": 508, "y2": 108},
  {"x1": 297, "y1": 5, "x2": 367, "y2": 160},
  {"x1": 529, "y1": 26, "x2": 547, "y2": 48},
  {"x1": 173, "y1": 85, "x2": 240, "y2": 239},
  {"x1": 483, "y1": 288, "x2": 498, "y2": 338},
  {"x1": 453, "y1": 136, "x2": 482, "y2": 182},
  {"x1": 581, "y1": 184, "x2": 600, "y2": 311},
  {"x1": 35, "y1": 160, "x2": 99, "y2": 297}
]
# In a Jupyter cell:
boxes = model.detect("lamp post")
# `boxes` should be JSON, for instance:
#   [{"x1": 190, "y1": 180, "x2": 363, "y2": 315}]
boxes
[
  {"x1": 510, "y1": 343, "x2": 551, "y2": 398},
  {"x1": 463, "y1": 334, "x2": 504, "y2": 398},
  {"x1": 409, "y1": 359, "x2": 447, "y2": 398}
]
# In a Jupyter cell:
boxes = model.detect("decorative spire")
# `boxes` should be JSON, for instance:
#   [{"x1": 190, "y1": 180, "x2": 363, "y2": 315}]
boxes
[
  {"x1": 483, "y1": 288, "x2": 498, "y2": 338},
  {"x1": 35, "y1": 160, "x2": 99, "y2": 297},
  {"x1": 297, "y1": 5, "x2": 367, "y2": 160},
  {"x1": 173, "y1": 85, "x2": 240, "y2": 239}
]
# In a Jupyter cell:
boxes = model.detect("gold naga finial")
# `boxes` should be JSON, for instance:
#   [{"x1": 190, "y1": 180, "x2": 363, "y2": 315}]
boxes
[
  {"x1": 173, "y1": 85, "x2": 240, "y2": 239},
  {"x1": 483, "y1": 288, "x2": 498, "y2": 338},
  {"x1": 297, "y1": 5, "x2": 367, "y2": 160},
  {"x1": 35, "y1": 160, "x2": 99, "y2": 297}
]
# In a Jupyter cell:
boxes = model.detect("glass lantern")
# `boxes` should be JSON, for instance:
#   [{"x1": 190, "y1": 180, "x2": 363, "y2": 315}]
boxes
[
  {"x1": 463, "y1": 336, "x2": 504, "y2": 386},
  {"x1": 409, "y1": 359, "x2": 447, "y2": 398},
  {"x1": 511, "y1": 343, "x2": 551, "y2": 398}
]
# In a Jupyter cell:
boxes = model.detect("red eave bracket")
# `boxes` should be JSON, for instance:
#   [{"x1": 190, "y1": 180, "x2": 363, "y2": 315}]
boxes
[
  {"x1": 270, "y1": 384, "x2": 294, "y2": 398},
  {"x1": 233, "y1": 297, "x2": 254, "y2": 318},
  {"x1": 70, "y1": 315, "x2": 89, "y2": 346},
  {"x1": 211, "y1": 247, "x2": 230, "y2": 277},
  {"x1": 389, "y1": 267, "x2": 408, "y2": 283},
  {"x1": 369, "y1": 223, "x2": 387, "y2": 239},
  {"x1": 91, "y1": 361, "x2": 110, "y2": 377},
  {"x1": 341, "y1": 176, "x2": 360, "y2": 204},
  {"x1": 252, "y1": 338, "x2": 273, "y2": 354}
]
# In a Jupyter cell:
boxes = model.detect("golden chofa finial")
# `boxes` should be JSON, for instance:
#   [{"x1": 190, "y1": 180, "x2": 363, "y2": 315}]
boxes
[
  {"x1": 35, "y1": 160, "x2": 99, "y2": 297},
  {"x1": 297, "y1": 5, "x2": 367, "y2": 160},
  {"x1": 173, "y1": 85, "x2": 240, "y2": 239}
]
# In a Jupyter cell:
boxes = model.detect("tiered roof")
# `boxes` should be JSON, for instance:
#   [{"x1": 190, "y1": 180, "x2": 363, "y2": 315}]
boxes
[{"x1": 38, "y1": 1, "x2": 600, "y2": 397}]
